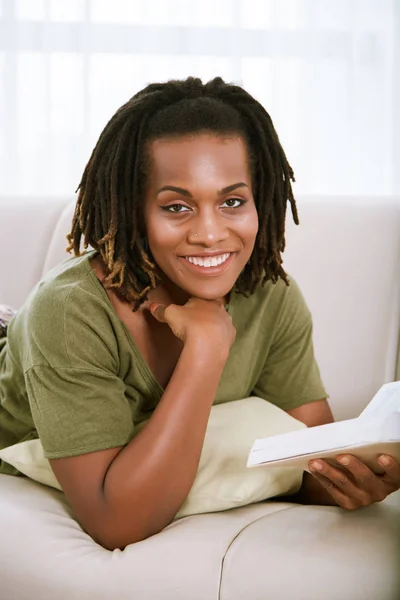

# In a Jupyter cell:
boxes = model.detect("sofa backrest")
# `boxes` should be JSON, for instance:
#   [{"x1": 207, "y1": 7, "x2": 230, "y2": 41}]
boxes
[{"x1": 1, "y1": 196, "x2": 399, "y2": 420}]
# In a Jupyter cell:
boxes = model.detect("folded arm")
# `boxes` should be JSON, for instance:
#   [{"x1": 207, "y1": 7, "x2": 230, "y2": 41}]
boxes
[{"x1": 50, "y1": 339, "x2": 228, "y2": 550}]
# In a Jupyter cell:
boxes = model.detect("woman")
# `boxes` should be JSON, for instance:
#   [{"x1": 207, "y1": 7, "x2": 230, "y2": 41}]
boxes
[{"x1": 0, "y1": 77, "x2": 399, "y2": 550}]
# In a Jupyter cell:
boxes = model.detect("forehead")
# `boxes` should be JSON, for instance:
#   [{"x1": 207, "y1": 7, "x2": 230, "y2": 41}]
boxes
[{"x1": 146, "y1": 134, "x2": 251, "y2": 186}]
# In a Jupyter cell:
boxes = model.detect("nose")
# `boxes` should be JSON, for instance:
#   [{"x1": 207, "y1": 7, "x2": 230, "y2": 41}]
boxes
[{"x1": 187, "y1": 212, "x2": 229, "y2": 247}]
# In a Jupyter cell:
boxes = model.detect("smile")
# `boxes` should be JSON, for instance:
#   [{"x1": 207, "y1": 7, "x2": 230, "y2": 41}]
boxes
[
  {"x1": 184, "y1": 253, "x2": 231, "y2": 267},
  {"x1": 179, "y1": 252, "x2": 235, "y2": 277}
]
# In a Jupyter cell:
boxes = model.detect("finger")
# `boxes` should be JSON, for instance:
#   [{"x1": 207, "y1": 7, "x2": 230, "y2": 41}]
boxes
[
  {"x1": 336, "y1": 455, "x2": 385, "y2": 495},
  {"x1": 187, "y1": 297, "x2": 222, "y2": 307},
  {"x1": 377, "y1": 455, "x2": 400, "y2": 488},
  {"x1": 148, "y1": 303, "x2": 167, "y2": 323},
  {"x1": 308, "y1": 469, "x2": 359, "y2": 510},
  {"x1": 212, "y1": 298, "x2": 224, "y2": 306},
  {"x1": 310, "y1": 460, "x2": 373, "y2": 506}
]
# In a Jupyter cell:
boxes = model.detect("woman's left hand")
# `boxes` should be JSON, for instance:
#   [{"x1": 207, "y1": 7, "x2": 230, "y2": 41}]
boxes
[{"x1": 308, "y1": 454, "x2": 400, "y2": 509}]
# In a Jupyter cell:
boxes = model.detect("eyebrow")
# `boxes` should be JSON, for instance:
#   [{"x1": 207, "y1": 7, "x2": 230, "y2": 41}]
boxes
[{"x1": 156, "y1": 182, "x2": 249, "y2": 197}]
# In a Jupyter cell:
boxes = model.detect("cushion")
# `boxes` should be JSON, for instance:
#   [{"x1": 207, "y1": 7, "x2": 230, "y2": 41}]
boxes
[
  {"x1": 0, "y1": 304, "x2": 16, "y2": 338},
  {"x1": 1, "y1": 475, "x2": 399, "y2": 600},
  {"x1": 0, "y1": 397, "x2": 306, "y2": 518}
]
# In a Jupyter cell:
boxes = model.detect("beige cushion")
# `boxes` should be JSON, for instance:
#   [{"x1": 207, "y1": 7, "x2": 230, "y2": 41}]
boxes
[
  {"x1": 220, "y1": 491, "x2": 400, "y2": 600},
  {"x1": 0, "y1": 474, "x2": 399, "y2": 600},
  {"x1": 0, "y1": 397, "x2": 306, "y2": 518}
]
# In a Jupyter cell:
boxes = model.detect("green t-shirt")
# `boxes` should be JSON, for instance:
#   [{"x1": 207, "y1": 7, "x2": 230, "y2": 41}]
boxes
[{"x1": 0, "y1": 252, "x2": 327, "y2": 476}]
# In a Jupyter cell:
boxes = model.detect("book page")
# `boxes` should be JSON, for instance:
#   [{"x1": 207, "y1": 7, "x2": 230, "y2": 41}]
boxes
[
  {"x1": 248, "y1": 418, "x2": 375, "y2": 465},
  {"x1": 359, "y1": 382, "x2": 400, "y2": 420},
  {"x1": 248, "y1": 441, "x2": 400, "y2": 472},
  {"x1": 247, "y1": 414, "x2": 400, "y2": 468}
]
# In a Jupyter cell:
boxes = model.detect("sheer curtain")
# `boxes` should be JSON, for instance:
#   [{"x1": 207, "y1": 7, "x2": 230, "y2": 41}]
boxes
[{"x1": 0, "y1": 0, "x2": 398, "y2": 199}]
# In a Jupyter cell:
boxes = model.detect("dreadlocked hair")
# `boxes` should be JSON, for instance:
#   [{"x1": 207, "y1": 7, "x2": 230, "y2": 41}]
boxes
[{"x1": 67, "y1": 76, "x2": 299, "y2": 310}]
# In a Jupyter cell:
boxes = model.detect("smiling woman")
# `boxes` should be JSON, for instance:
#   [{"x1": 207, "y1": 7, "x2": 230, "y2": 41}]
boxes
[
  {"x1": 67, "y1": 83, "x2": 299, "y2": 308},
  {"x1": 1, "y1": 76, "x2": 399, "y2": 552},
  {"x1": 143, "y1": 134, "x2": 258, "y2": 304}
]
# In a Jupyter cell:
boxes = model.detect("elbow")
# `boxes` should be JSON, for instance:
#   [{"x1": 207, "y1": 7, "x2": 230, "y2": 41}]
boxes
[
  {"x1": 94, "y1": 535, "x2": 131, "y2": 552},
  {"x1": 95, "y1": 530, "x2": 148, "y2": 551},
  {"x1": 71, "y1": 488, "x2": 178, "y2": 550},
  {"x1": 88, "y1": 525, "x2": 147, "y2": 551},
  {"x1": 87, "y1": 517, "x2": 170, "y2": 551}
]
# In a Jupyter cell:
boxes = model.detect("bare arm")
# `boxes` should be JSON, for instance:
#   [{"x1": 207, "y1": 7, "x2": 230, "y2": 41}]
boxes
[
  {"x1": 50, "y1": 299, "x2": 234, "y2": 550},
  {"x1": 286, "y1": 398, "x2": 334, "y2": 428}
]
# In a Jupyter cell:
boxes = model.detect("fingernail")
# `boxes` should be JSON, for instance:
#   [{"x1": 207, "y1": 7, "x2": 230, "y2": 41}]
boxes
[
  {"x1": 310, "y1": 461, "x2": 323, "y2": 471},
  {"x1": 378, "y1": 455, "x2": 391, "y2": 466},
  {"x1": 337, "y1": 456, "x2": 350, "y2": 465}
]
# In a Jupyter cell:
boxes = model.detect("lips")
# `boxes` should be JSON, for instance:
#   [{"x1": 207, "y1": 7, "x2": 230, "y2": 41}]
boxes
[
  {"x1": 178, "y1": 252, "x2": 235, "y2": 276},
  {"x1": 185, "y1": 253, "x2": 231, "y2": 268}
]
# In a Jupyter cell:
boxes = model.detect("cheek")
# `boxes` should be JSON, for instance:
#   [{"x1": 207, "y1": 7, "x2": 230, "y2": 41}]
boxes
[
  {"x1": 242, "y1": 207, "x2": 259, "y2": 240},
  {"x1": 146, "y1": 222, "x2": 182, "y2": 266},
  {"x1": 242, "y1": 210, "x2": 259, "y2": 259},
  {"x1": 145, "y1": 210, "x2": 174, "y2": 245},
  {"x1": 149, "y1": 223, "x2": 180, "y2": 248}
]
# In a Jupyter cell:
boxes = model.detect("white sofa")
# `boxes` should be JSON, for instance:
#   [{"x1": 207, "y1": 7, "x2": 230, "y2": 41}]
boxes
[{"x1": 0, "y1": 196, "x2": 399, "y2": 600}]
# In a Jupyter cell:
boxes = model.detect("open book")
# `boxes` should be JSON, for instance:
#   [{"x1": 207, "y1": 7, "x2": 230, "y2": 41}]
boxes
[{"x1": 247, "y1": 382, "x2": 400, "y2": 473}]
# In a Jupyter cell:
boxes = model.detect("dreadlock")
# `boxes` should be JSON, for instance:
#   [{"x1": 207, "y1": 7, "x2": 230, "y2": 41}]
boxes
[{"x1": 67, "y1": 76, "x2": 299, "y2": 310}]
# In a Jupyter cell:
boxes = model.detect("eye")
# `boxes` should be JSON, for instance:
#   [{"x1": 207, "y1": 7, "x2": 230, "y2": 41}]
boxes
[
  {"x1": 221, "y1": 198, "x2": 246, "y2": 209},
  {"x1": 162, "y1": 204, "x2": 191, "y2": 213}
]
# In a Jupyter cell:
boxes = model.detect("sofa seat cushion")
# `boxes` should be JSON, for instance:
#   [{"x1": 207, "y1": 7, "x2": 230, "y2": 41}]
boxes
[
  {"x1": 0, "y1": 474, "x2": 399, "y2": 600},
  {"x1": 0, "y1": 474, "x2": 299, "y2": 600},
  {"x1": 221, "y1": 491, "x2": 400, "y2": 600}
]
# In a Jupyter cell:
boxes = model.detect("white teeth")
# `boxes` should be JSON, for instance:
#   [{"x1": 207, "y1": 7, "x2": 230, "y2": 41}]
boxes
[{"x1": 185, "y1": 253, "x2": 231, "y2": 268}]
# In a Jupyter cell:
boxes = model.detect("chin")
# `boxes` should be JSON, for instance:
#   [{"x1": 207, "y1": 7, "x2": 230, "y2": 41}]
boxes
[
  {"x1": 159, "y1": 263, "x2": 238, "y2": 302},
  {"x1": 179, "y1": 281, "x2": 233, "y2": 302}
]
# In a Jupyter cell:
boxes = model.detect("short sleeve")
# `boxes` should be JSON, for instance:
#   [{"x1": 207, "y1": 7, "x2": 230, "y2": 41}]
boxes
[
  {"x1": 23, "y1": 280, "x2": 135, "y2": 459},
  {"x1": 26, "y1": 366, "x2": 134, "y2": 458},
  {"x1": 252, "y1": 278, "x2": 328, "y2": 410}
]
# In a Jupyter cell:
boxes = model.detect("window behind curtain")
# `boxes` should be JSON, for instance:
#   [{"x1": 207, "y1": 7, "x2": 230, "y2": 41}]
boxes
[{"x1": 0, "y1": 0, "x2": 398, "y2": 198}]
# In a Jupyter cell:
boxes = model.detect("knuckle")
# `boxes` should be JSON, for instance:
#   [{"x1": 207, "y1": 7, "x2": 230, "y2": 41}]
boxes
[
  {"x1": 360, "y1": 472, "x2": 375, "y2": 486},
  {"x1": 336, "y1": 476, "x2": 348, "y2": 488},
  {"x1": 324, "y1": 479, "x2": 335, "y2": 490}
]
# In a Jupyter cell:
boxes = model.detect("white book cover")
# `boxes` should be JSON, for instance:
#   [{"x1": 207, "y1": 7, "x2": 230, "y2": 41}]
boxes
[{"x1": 247, "y1": 382, "x2": 400, "y2": 473}]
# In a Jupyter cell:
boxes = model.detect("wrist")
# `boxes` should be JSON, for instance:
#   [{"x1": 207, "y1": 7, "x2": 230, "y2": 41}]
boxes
[{"x1": 183, "y1": 336, "x2": 230, "y2": 366}]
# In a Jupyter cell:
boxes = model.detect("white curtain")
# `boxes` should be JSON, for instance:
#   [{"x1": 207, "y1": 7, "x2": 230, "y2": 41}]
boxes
[{"x1": 0, "y1": 0, "x2": 399, "y2": 199}]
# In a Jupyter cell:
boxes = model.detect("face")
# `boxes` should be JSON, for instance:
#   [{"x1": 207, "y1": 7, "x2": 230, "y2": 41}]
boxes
[{"x1": 143, "y1": 133, "x2": 259, "y2": 304}]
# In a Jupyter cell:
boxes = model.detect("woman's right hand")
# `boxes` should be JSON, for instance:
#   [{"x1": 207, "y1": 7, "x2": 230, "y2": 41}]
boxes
[{"x1": 148, "y1": 297, "x2": 236, "y2": 354}]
